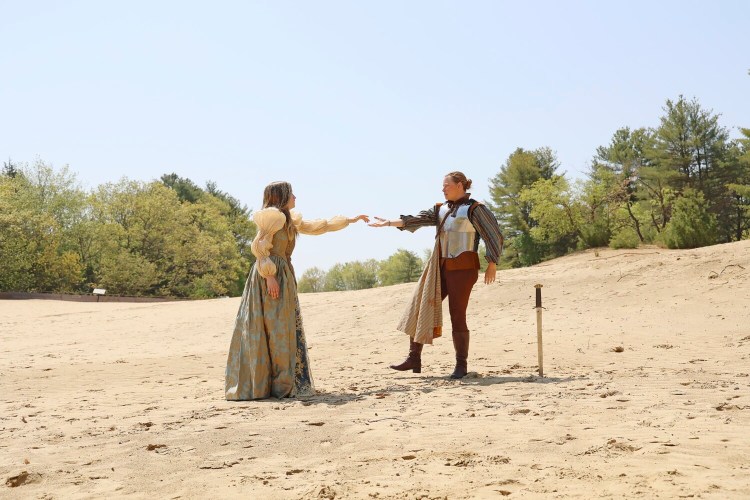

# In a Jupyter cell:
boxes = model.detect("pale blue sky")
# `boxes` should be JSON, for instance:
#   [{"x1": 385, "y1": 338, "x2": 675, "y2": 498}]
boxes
[{"x1": 2, "y1": 1, "x2": 749, "y2": 274}]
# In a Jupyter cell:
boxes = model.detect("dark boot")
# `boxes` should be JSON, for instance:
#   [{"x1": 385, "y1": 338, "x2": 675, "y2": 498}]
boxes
[
  {"x1": 390, "y1": 338, "x2": 423, "y2": 373},
  {"x1": 450, "y1": 331, "x2": 470, "y2": 379}
]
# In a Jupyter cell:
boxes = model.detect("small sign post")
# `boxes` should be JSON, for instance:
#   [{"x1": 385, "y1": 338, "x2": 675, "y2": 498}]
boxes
[{"x1": 93, "y1": 288, "x2": 106, "y2": 302}]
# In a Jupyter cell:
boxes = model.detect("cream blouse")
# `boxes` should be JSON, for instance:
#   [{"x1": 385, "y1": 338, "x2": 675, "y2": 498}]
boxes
[{"x1": 251, "y1": 207, "x2": 350, "y2": 278}]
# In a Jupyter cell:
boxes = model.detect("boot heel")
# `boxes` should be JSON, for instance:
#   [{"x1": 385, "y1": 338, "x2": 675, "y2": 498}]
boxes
[{"x1": 390, "y1": 339, "x2": 423, "y2": 373}]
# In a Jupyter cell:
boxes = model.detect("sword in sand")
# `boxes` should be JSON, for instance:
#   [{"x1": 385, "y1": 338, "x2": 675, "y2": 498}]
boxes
[{"x1": 535, "y1": 284, "x2": 544, "y2": 377}]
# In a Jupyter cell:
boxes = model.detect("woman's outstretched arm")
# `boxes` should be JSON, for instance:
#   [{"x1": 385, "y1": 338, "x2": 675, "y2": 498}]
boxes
[
  {"x1": 369, "y1": 217, "x2": 404, "y2": 228},
  {"x1": 369, "y1": 205, "x2": 437, "y2": 232},
  {"x1": 292, "y1": 212, "x2": 369, "y2": 235}
]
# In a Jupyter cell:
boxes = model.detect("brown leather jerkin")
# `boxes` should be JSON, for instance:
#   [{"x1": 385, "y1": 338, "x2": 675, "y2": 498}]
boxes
[{"x1": 440, "y1": 251, "x2": 481, "y2": 271}]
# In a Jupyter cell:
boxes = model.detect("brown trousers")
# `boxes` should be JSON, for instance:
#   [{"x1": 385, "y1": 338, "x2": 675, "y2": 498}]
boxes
[{"x1": 440, "y1": 267, "x2": 478, "y2": 333}]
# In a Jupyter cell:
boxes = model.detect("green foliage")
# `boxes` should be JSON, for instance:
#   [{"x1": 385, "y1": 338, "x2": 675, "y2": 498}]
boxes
[
  {"x1": 609, "y1": 228, "x2": 640, "y2": 249},
  {"x1": 163, "y1": 176, "x2": 258, "y2": 295},
  {"x1": 298, "y1": 267, "x2": 326, "y2": 293},
  {"x1": 170, "y1": 196, "x2": 245, "y2": 297},
  {"x1": 488, "y1": 147, "x2": 560, "y2": 237},
  {"x1": 721, "y1": 128, "x2": 750, "y2": 241},
  {"x1": 98, "y1": 249, "x2": 160, "y2": 296},
  {"x1": 488, "y1": 147, "x2": 561, "y2": 267},
  {"x1": 0, "y1": 176, "x2": 48, "y2": 290},
  {"x1": 511, "y1": 233, "x2": 546, "y2": 267},
  {"x1": 161, "y1": 173, "x2": 204, "y2": 203},
  {"x1": 300, "y1": 250, "x2": 423, "y2": 293},
  {"x1": 206, "y1": 180, "x2": 257, "y2": 272},
  {"x1": 2, "y1": 158, "x2": 19, "y2": 178},
  {"x1": 378, "y1": 249, "x2": 423, "y2": 286},
  {"x1": 663, "y1": 189, "x2": 717, "y2": 249},
  {"x1": 578, "y1": 220, "x2": 611, "y2": 249},
  {"x1": 323, "y1": 264, "x2": 346, "y2": 291},
  {"x1": 653, "y1": 96, "x2": 728, "y2": 189},
  {"x1": 322, "y1": 261, "x2": 378, "y2": 292},
  {"x1": 593, "y1": 126, "x2": 673, "y2": 237},
  {"x1": 1, "y1": 161, "x2": 253, "y2": 298},
  {"x1": 484, "y1": 98, "x2": 746, "y2": 265},
  {"x1": 594, "y1": 127, "x2": 654, "y2": 180},
  {"x1": 578, "y1": 167, "x2": 623, "y2": 247},
  {"x1": 341, "y1": 260, "x2": 379, "y2": 290},
  {"x1": 0, "y1": 161, "x2": 87, "y2": 292},
  {"x1": 651, "y1": 96, "x2": 736, "y2": 242},
  {"x1": 521, "y1": 177, "x2": 578, "y2": 246}
]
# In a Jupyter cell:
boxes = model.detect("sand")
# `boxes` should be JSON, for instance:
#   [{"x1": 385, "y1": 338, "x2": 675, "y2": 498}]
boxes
[{"x1": 1, "y1": 241, "x2": 749, "y2": 499}]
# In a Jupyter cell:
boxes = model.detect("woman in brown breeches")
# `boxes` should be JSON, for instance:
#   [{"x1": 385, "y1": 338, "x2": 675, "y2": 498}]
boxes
[{"x1": 369, "y1": 171, "x2": 504, "y2": 379}]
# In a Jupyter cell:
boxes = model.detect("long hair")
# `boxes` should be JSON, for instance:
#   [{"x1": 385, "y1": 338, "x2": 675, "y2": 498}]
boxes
[{"x1": 262, "y1": 181, "x2": 297, "y2": 238}]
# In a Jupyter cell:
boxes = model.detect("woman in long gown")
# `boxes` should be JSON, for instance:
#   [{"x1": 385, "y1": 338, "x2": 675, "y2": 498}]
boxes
[{"x1": 225, "y1": 181, "x2": 368, "y2": 400}]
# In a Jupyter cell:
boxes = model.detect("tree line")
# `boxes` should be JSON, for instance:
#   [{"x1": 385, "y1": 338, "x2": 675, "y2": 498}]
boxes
[
  {"x1": 2, "y1": 95, "x2": 748, "y2": 297},
  {"x1": 488, "y1": 95, "x2": 749, "y2": 267},
  {"x1": 297, "y1": 248, "x2": 427, "y2": 293},
  {"x1": 0, "y1": 163, "x2": 256, "y2": 298}
]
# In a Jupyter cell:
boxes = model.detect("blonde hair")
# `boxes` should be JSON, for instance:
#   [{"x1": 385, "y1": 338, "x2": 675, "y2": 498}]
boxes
[
  {"x1": 262, "y1": 181, "x2": 297, "y2": 238},
  {"x1": 445, "y1": 171, "x2": 472, "y2": 191}
]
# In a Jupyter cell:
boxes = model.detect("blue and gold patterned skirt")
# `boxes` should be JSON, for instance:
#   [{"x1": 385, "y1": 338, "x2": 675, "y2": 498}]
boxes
[{"x1": 225, "y1": 257, "x2": 314, "y2": 400}]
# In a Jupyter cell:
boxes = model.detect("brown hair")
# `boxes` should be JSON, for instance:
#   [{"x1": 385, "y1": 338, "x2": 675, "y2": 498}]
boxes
[
  {"x1": 262, "y1": 181, "x2": 297, "y2": 237},
  {"x1": 445, "y1": 171, "x2": 472, "y2": 191}
]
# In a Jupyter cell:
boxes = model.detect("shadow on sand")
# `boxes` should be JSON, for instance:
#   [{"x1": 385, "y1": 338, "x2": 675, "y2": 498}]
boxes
[{"x1": 252, "y1": 373, "x2": 584, "y2": 407}]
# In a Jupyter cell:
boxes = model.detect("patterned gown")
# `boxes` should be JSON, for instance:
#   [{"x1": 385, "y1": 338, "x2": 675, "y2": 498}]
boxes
[{"x1": 225, "y1": 208, "x2": 349, "y2": 400}]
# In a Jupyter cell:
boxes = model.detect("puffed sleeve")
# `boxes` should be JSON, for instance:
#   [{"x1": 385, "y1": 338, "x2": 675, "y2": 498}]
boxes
[
  {"x1": 251, "y1": 208, "x2": 287, "y2": 278},
  {"x1": 290, "y1": 211, "x2": 350, "y2": 235}
]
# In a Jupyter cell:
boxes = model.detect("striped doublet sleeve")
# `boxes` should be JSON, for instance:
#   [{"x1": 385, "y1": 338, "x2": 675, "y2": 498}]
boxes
[
  {"x1": 471, "y1": 204, "x2": 504, "y2": 264},
  {"x1": 398, "y1": 205, "x2": 438, "y2": 233}
]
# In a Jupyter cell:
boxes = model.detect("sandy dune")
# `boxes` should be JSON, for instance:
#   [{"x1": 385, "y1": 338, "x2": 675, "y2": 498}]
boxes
[{"x1": 2, "y1": 241, "x2": 749, "y2": 498}]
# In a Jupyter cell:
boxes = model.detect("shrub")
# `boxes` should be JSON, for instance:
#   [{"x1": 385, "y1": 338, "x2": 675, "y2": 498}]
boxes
[
  {"x1": 609, "y1": 228, "x2": 640, "y2": 249},
  {"x1": 662, "y1": 189, "x2": 717, "y2": 249}
]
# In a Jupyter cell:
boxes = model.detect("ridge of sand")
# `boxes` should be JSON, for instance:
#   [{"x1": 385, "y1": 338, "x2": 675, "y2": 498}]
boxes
[{"x1": 1, "y1": 241, "x2": 749, "y2": 498}]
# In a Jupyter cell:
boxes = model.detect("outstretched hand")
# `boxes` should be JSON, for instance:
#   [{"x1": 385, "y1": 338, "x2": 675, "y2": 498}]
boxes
[
  {"x1": 350, "y1": 214, "x2": 370, "y2": 223},
  {"x1": 368, "y1": 216, "x2": 390, "y2": 228}
]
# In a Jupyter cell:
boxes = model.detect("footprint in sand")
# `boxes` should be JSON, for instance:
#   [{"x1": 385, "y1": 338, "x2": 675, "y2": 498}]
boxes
[
  {"x1": 509, "y1": 408, "x2": 530, "y2": 415},
  {"x1": 607, "y1": 439, "x2": 641, "y2": 452},
  {"x1": 716, "y1": 403, "x2": 747, "y2": 411},
  {"x1": 6, "y1": 471, "x2": 43, "y2": 488},
  {"x1": 198, "y1": 459, "x2": 240, "y2": 469},
  {"x1": 553, "y1": 434, "x2": 576, "y2": 445}
]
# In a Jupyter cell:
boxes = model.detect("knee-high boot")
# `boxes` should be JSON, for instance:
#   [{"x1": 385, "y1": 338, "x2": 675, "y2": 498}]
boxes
[
  {"x1": 450, "y1": 331, "x2": 469, "y2": 379},
  {"x1": 390, "y1": 337, "x2": 423, "y2": 373}
]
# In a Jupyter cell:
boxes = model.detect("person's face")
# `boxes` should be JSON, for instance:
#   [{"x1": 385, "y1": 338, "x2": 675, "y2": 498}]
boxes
[
  {"x1": 442, "y1": 176, "x2": 465, "y2": 202},
  {"x1": 285, "y1": 191, "x2": 296, "y2": 210}
]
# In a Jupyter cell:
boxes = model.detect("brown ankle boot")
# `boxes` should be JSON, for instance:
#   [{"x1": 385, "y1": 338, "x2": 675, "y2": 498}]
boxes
[
  {"x1": 390, "y1": 338, "x2": 423, "y2": 373},
  {"x1": 450, "y1": 331, "x2": 469, "y2": 379}
]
